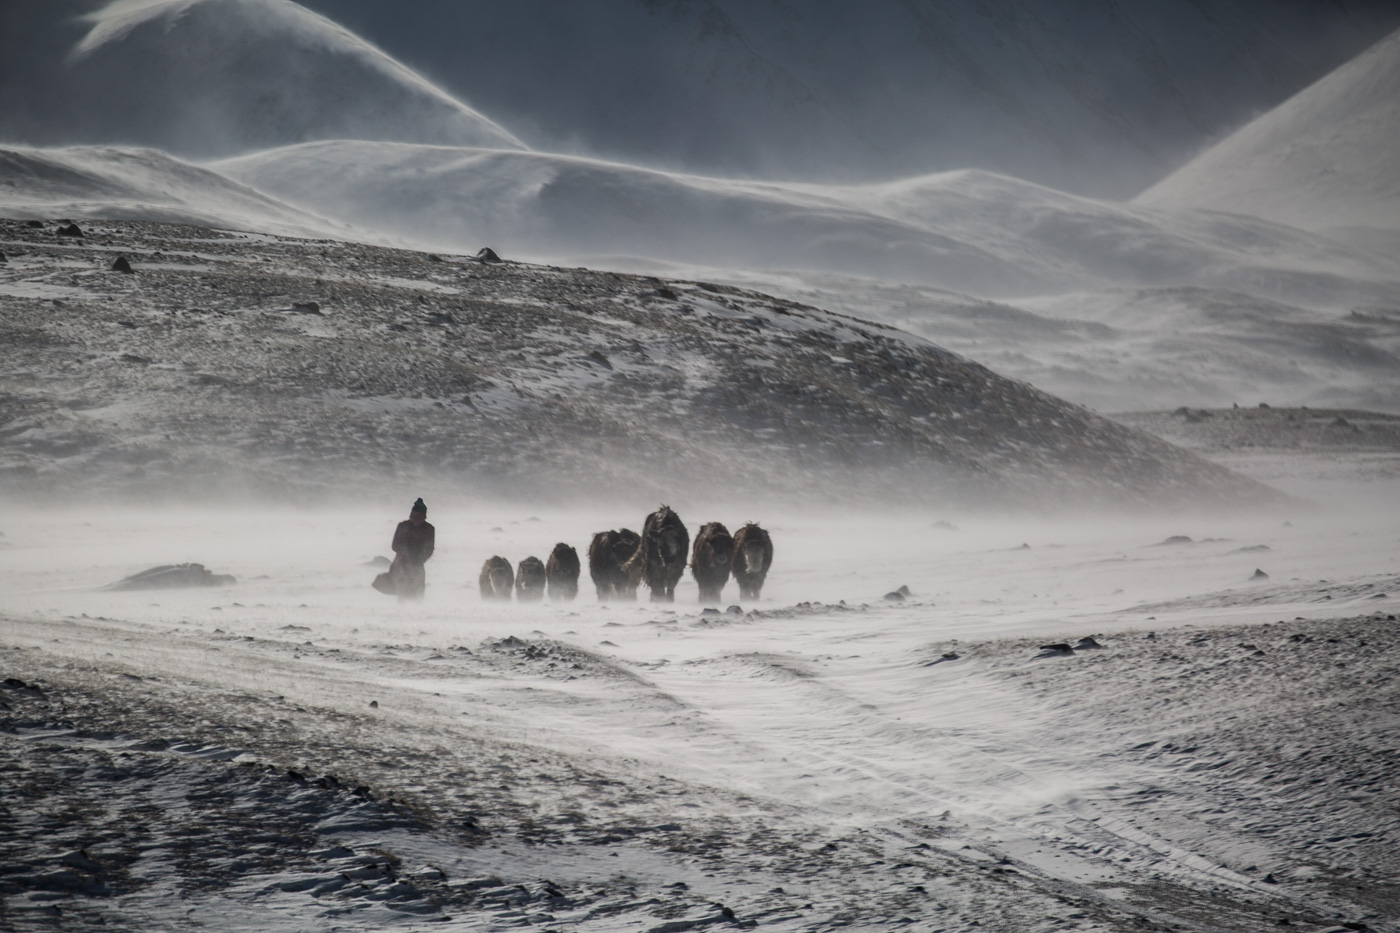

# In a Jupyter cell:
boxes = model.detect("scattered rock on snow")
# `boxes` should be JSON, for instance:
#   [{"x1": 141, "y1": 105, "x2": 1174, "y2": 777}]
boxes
[
  {"x1": 1035, "y1": 643, "x2": 1075, "y2": 658},
  {"x1": 1252, "y1": 568, "x2": 1270, "y2": 579},
  {"x1": 1074, "y1": 636, "x2": 1104, "y2": 649},
  {"x1": 111, "y1": 255, "x2": 133, "y2": 273},
  {"x1": 473, "y1": 247, "x2": 502, "y2": 263},
  {"x1": 57, "y1": 222, "x2": 84, "y2": 237},
  {"x1": 104, "y1": 563, "x2": 237, "y2": 590}
]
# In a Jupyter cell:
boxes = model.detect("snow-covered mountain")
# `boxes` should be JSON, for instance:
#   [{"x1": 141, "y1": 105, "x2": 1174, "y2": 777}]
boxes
[
  {"x1": 214, "y1": 141, "x2": 1400, "y2": 303},
  {"x1": 0, "y1": 218, "x2": 1275, "y2": 509},
  {"x1": 1137, "y1": 28, "x2": 1400, "y2": 233},
  {"x1": 0, "y1": 0, "x2": 522, "y2": 159},
  {"x1": 294, "y1": 0, "x2": 1400, "y2": 198}
]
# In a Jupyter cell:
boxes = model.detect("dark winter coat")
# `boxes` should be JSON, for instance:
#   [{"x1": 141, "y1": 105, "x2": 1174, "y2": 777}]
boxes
[{"x1": 392, "y1": 519, "x2": 436, "y2": 566}]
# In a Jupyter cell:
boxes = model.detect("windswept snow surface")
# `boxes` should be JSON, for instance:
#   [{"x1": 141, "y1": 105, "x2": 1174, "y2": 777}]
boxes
[
  {"x1": 0, "y1": 146, "x2": 338, "y2": 238},
  {"x1": 0, "y1": 0, "x2": 523, "y2": 159},
  {"x1": 1138, "y1": 28, "x2": 1400, "y2": 234},
  {"x1": 2, "y1": 472, "x2": 1399, "y2": 930}
]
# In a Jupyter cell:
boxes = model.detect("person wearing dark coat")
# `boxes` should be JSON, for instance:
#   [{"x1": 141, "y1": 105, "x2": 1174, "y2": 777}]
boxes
[{"x1": 382, "y1": 498, "x2": 435, "y2": 600}]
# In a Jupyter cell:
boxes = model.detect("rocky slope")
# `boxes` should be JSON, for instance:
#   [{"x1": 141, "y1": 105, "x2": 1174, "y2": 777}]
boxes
[{"x1": 0, "y1": 218, "x2": 1276, "y2": 509}]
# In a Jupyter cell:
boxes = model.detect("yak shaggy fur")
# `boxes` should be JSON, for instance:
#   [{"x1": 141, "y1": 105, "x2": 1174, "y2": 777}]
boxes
[
  {"x1": 515, "y1": 555, "x2": 547, "y2": 602},
  {"x1": 731, "y1": 523, "x2": 773, "y2": 601},
  {"x1": 588, "y1": 529, "x2": 641, "y2": 601},
  {"x1": 690, "y1": 522, "x2": 734, "y2": 605},
  {"x1": 630, "y1": 505, "x2": 690, "y2": 602},
  {"x1": 545, "y1": 543, "x2": 581, "y2": 601},
  {"x1": 479, "y1": 555, "x2": 515, "y2": 601}
]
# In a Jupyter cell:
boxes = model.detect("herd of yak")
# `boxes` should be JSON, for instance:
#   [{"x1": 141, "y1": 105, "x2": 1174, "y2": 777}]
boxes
[{"x1": 479, "y1": 506, "x2": 773, "y2": 605}]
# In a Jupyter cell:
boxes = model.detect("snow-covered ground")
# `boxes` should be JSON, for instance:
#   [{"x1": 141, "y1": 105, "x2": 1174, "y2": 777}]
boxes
[
  {"x1": 2, "y1": 449, "x2": 1398, "y2": 931},
  {"x1": 4, "y1": 4, "x2": 1400, "y2": 929}
]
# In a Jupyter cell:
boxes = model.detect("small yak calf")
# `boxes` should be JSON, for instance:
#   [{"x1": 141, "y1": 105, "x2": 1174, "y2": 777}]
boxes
[
  {"x1": 515, "y1": 556, "x2": 547, "y2": 602},
  {"x1": 545, "y1": 543, "x2": 580, "y2": 601},
  {"x1": 479, "y1": 555, "x2": 514, "y2": 601}
]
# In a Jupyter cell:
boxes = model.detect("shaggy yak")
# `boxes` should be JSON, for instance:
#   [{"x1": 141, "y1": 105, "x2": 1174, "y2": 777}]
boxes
[
  {"x1": 479, "y1": 555, "x2": 515, "y2": 601},
  {"x1": 545, "y1": 543, "x2": 581, "y2": 601},
  {"x1": 588, "y1": 529, "x2": 641, "y2": 601},
  {"x1": 731, "y1": 523, "x2": 773, "y2": 601},
  {"x1": 690, "y1": 522, "x2": 735, "y2": 605},
  {"x1": 515, "y1": 556, "x2": 547, "y2": 602},
  {"x1": 628, "y1": 505, "x2": 690, "y2": 602}
]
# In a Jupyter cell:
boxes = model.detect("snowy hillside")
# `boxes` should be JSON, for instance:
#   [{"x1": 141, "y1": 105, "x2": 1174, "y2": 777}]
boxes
[
  {"x1": 697, "y1": 272, "x2": 1400, "y2": 415},
  {"x1": 6, "y1": 142, "x2": 1399, "y2": 414},
  {"x1": 1137, "y1": 28, "x2": 1400, "y2": 232},
  {"x1": 0, "y1": 0, "x2": 522, "y2": 158},
  {"x1": 0, "y1": 218, "x2": 1275, "y2": 509}
]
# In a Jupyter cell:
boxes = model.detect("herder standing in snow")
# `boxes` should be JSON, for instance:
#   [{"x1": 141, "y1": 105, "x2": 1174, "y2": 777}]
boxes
[{"x1": 374, "y1": 498, "x2": 435, "y2": 600}]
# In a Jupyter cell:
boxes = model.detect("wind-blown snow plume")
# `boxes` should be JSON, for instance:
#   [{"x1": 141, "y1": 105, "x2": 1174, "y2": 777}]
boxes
[{"x1": 15, "y1": 0, "x2": 524, "y2": 158}]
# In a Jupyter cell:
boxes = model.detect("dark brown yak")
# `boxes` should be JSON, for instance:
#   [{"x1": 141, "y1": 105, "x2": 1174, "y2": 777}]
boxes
[
  {"x1": 731, "y1": 523, "x2": 773, "y2": 601},
  {"x1": 628, "y1": 505, "x2": 689, "y2": 602},
  {"x1": 515, "y1": 556, "x2": 547, "y2": 601},
  {"x1": 479, "y1": 555, "x2": 514, "y2": 601},
  {"x1": 690, "y1": 522, "x2": 734, "y2": 605},
  {"x1": 588, "y1": 529, "x2": 641, "y2": 601},
  {"x1": 545, "y1": 543, "x2": 580, "y2": 601}
]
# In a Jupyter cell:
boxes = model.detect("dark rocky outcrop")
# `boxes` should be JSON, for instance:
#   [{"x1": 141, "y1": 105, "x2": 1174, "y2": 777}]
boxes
[{"x1": 104, "y1": 563, "x2": 236, "y2": 590}]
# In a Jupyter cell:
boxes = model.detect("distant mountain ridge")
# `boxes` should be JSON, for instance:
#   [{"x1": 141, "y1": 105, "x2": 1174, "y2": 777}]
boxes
[
  {"x1": 213, "y1": 140, "x2": 1400, "y2": 302},
  {"x1": 3, "y1": 0, "x2": 1398, "y2": 196}
]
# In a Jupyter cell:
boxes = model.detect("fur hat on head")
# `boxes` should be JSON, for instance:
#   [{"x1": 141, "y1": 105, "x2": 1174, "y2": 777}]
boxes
[{"x1": 411, "y1": 497, "x2": 427, "y2": 515}]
